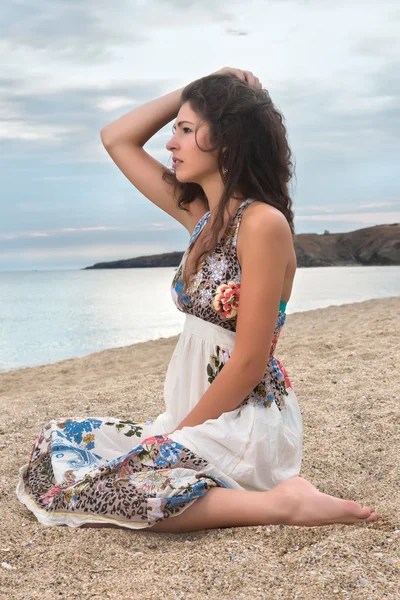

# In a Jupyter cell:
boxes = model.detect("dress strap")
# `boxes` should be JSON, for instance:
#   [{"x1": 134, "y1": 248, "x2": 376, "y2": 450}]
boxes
[
  {"x1": 188, "y1": 212, "x2": 210, "y2": 246},
  {"x1": 231, "y1": 198, "x2": 255, "y2": 247}
]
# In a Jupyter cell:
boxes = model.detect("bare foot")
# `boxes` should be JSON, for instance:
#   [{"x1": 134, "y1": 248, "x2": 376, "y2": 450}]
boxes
[{"x1": 271, "y1": 476, "x2": 382, "y2": 527}]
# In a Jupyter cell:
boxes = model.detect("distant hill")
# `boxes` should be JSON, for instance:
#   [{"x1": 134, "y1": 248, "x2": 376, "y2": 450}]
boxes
[
  {"x1": 294, "y1": 223, "x2": 400, "y2": 267},
  {"x1": 82, "y1": 223, "x2": 400, "y2": 270}
]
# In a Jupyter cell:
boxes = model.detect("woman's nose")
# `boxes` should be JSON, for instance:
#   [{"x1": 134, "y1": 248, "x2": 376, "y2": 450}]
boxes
[{"x1": 166, "y1": 135, "x2": 178, "y2": 151}]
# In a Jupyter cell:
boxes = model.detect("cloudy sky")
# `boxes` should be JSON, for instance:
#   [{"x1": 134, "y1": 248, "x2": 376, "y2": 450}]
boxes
[{"x1": 1, "y1": 0, "x2": 399, "y2": 271}]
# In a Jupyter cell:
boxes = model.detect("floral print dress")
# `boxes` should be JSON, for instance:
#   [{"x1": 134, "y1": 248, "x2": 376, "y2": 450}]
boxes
[{"x1": 16, "y1": 198, "x2": 302, "y2": 530}]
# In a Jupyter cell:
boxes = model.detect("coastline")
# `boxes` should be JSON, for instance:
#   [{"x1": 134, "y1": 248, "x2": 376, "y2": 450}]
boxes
[{"x1": 1, "y1": 297, "x2": 399, "y2": 599}]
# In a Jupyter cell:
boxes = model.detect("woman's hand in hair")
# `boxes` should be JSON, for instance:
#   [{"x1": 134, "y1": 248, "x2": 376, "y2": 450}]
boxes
[{"x1": 212, "y1": 67, "x2": 263, "y2": 90}]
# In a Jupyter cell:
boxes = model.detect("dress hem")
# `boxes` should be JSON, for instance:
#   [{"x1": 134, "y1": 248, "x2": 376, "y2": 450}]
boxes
[{"x1": 15, "y1": 463, "x2": 202, "y2": 530}]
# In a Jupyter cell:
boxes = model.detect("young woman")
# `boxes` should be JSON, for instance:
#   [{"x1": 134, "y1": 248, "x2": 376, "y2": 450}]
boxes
[{"x1": 16, "y1": 67, "x2": 381, "y2": 532}]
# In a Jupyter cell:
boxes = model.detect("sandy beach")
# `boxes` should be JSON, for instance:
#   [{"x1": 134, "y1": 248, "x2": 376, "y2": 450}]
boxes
[{"x1": 0, "y1": 296, "x2": 399, "y2": 600}]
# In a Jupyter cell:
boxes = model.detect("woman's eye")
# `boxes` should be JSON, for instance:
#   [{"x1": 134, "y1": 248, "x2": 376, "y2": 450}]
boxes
[{"x1": 171, "y1": 126, "x2": 191, "y2": 135}]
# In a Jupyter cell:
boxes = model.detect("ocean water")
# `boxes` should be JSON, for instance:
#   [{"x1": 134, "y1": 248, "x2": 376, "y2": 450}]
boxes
[{"x1": 0, "y1": 265, "x2": 399, "y2": 374}]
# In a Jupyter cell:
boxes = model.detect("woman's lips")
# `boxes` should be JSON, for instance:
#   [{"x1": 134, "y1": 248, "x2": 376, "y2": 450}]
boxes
[{"x1": 172, "y1": 160, "x2": 183, "y2": 168}]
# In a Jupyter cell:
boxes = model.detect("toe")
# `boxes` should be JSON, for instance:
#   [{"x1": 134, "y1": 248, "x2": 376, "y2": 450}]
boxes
[
  {"x1": 364, "y1": 511, "x2": 381, "y2": 522},
  {"x1": 357, "y1": 508, "x2": 381, "y2": 522},
  {"x1": 358, "y1": 506, "x2": 373, "y2": 519}
]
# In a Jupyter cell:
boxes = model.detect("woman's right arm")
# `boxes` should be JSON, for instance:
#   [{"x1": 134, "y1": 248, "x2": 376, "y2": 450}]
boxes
[
  {"x1": 100, "y1": 85, "x2": 194, "y2": 230},
  {"x1": 100, "y1": 86, "x2": 185, "y2": 148}
]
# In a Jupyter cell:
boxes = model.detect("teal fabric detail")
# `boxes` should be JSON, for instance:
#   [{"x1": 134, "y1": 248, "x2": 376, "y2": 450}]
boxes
[{"x1": 279, "y1": 300, "x2": 287, "y2": 313}]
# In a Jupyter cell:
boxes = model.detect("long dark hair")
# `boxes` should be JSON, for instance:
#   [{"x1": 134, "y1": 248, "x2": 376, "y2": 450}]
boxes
[{"x1": 162, "y1": 73, "x2": 296, "y2": 293}]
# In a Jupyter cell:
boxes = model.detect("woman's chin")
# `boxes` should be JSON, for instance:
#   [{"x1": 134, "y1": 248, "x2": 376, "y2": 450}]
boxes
[
  {"x1": 172, "y1": 168, "x2": 198, "y2": 185},
  {"x1": 174, "y1": 172, "x2": 190, "y2": 183}
]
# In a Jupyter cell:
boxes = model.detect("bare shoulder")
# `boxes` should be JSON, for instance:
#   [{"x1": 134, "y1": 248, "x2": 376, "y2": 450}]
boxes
[
  {"x1": 237, "y1": 200, "x2": 295, "y2": 265},
  {"x1": 242, "y1": 200, "x2": 291, "y2": 232}
]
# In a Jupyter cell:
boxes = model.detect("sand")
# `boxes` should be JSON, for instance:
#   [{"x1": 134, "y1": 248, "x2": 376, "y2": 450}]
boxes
[{"x1": 0, "y1": 297, "x2": 399, "y2": 600}]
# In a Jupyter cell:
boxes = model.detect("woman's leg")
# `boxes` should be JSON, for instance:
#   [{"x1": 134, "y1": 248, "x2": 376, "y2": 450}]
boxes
[
  {"x1": 82, "y1": 476, "x2": 381, "y2": 533},
  {"x1": 148, "y1": 476, "x2": 381, "y2": 533}
]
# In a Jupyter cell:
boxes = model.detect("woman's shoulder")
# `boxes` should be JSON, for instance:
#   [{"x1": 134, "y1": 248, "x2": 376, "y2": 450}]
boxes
[
  {"x1": 238, "y1": 200, "x2": 296, "y2": 266},
  {"x1": 243, "y1": 200, "x2": 292, "y2": 236}
]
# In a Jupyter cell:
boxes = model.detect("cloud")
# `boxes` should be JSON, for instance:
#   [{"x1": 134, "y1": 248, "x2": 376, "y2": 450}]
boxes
[
  {"x1": 0, "y1": 1, "x2": 146, "y2": 65},
  {"x1": 296, "y1": 211, "x2": 400, "y2": 224},
  {"x1": 1, "y1": 0, "x2": 399, "y2": 269},
  {"x1": 0, "y1": 222, "x2": 181, "y2": 240}
]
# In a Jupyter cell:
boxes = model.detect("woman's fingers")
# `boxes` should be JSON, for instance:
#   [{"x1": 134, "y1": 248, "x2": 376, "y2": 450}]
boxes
[
  {"x1": 214, "y1": 67, "x2": 246, "y2": 82},
  {"x1": 242, "y1": 70, "x2": 262, "y2": 89},
  {"x1": 229, "y1": 68, "x2": 247, "y2": 81},
  {"x1": 212, "y1": 67, "x2": 263, "y2": 90}
]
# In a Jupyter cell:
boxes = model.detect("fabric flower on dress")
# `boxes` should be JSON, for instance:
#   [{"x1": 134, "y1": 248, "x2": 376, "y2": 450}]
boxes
[
  {"x1": 104, "y1": 420, "x2": 144, "y2": 438},
  {"x1": 206, "y1": 345, "x2": 230, "y2": 384},
  {"x1": 82, "y1": 433, "x2": 95, "y2": 450},
  {"x1": 40, "y1": 485, "x2": 62, "y2": 506},
  {"x1": 218, "y1": 346, "x2": 231, "y2": 366},
  {"x1": 116, "y1": 457, "x2": 134, "y2": 479},
  {"x1": 128, "y1": 470, "x2": 172, "y2": 495},
  {"x1": 274, "y1": 358, "x2": 293, "y2": 389},
  {"x1": 155, "y1": 440, "x2": 184, "y2": 467},
  {"x1": 58, "y1": 418, "x2": 102, "y2": 445},
  {"x1": 62, "y1": 469, "x2": 77, "y2": 485},
  {"x1": 213, "y1": 281, "x2": 240, "y2": 319}
]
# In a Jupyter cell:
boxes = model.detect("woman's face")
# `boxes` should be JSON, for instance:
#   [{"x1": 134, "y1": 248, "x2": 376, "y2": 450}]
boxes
[{"x1": 166, "y1": 102, "x2": 219, "y2": 185}]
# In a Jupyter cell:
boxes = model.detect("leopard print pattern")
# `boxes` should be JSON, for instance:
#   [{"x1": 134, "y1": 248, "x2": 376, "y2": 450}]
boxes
[
  {"x1": 171, "y1": 199, "x2": 255, "y2": 328},
  {"x1": 23, "y1": 424, "x2": 229, "y2": 527}
]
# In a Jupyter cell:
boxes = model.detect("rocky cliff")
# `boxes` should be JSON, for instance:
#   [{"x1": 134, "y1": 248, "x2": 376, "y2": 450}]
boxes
[{"x1": 83, "y1": 223, "x2": 400, "y2": 270}]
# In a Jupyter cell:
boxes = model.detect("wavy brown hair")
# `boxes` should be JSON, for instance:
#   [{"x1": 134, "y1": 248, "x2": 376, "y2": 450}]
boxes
[{"x1": 162, "y1": 73, "x2": 296, "y2": 293}]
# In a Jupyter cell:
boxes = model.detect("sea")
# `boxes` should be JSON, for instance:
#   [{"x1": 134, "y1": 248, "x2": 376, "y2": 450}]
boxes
[{"x1": 0, "y1": 265, "x2": 399, "y2": 374}]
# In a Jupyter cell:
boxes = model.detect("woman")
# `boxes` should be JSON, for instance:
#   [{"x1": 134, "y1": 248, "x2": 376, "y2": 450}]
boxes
[{"x1": 16, "y1": 67, "x2": 381, "y2": 532}]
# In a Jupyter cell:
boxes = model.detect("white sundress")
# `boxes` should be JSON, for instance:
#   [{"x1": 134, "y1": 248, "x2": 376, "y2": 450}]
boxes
[{"x1": 16, "y1": 198, "x2": 302, "y2": 530}]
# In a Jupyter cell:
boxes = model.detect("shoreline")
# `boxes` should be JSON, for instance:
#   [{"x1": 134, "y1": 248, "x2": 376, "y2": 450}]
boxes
[
  {"x1": 1, "y1": 263, "x2": 399, "y2": 273},
  {"x1": 1, "y1": 296, "x2": 399, "y2": 599},
  {"x1": 1, "y1": 295, "x2": 399, "y2": 378}
]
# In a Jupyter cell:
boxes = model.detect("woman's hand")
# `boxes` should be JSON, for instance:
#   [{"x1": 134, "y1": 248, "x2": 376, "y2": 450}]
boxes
[{"x1": 212, "y1": 67, "x2": 263, "y2": 90}]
